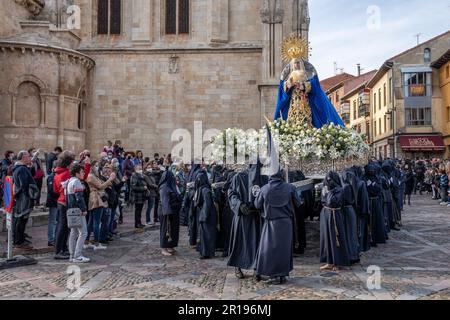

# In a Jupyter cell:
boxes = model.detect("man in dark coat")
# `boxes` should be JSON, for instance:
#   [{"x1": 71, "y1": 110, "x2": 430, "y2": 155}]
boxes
[
  {"x1": 404, "y1": 164, "x2": 415, "y2": 205},
  {"x1": 194, "y1": 172, "x2": 218, "y2": 259},
  {"x1": 365, "y1": 163, "x2": 387, "y2": 246},
  {"x1": 45, "y1": 147, "x2": 62, "y2": 176},
  {"x1": 320, "y1": 171, "x2": 351, "y2": 271},
  {"x1": 254, "y1": 170, "x2": 301, "y2": 285},
  {"x1": 159, "y1": 171, "x2": 181, "y2": 256},
  {"x1": 12, "y1": 151, "x2": 38, "y2": 249},
  {"x1": 227, "y1": 171, "x2": 261, "y2": 279},
  {"x1": 350, "y1": 166, "x2": 371, "y2": 252}
]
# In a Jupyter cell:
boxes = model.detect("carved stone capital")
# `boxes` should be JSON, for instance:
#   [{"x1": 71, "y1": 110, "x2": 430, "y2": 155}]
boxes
[{"x1": 15, "y1": 0, "x2": 45, "y2": 16}]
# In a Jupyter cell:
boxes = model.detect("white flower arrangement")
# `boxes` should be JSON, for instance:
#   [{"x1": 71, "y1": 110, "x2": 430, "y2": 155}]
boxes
[{"x1": 210, "y1": 119, "x2": 370, "y2": 167}]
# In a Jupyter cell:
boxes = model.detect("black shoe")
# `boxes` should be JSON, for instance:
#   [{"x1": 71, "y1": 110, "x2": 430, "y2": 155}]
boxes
[
  {"x1": 371, "y1": 242, "x2": 378, "y2": 247},
  {"x1": 268, "y1": 277, "x2": 286, "y2": 285},
  {"x1": 254, "y1": 274, "x2": 262, "y2": 282},
  {"x1": 54, "y1": 253, "x2": 70, "y2": 260},
  {"x1": 235, "y1": 268, "x2": 245, "y2": 279},
  {"x1": 47, "y1": 242, "x2": 54, "y2": 247},
  {"x1": 118, "y1": 218, "x2": 123, "y2": 225},
  {"x1": 24, "y1": 239, "x2": 32, "y2": 245},
  {"x1": 24, "y1": 233, "x2": 32, "y2": 239},
  {"x1": 199, "y1": 256, "x2": 211, "y2": 260},
  {"x1": 391, "y1": 226, "x2": 400, "y2": 231}
]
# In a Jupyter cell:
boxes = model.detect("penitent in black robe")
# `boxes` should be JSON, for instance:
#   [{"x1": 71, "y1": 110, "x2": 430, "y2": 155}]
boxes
[
  {"x1": 254, "y1": 172, "x2": 301, "y2": 278},
  {"x1": 221, "y1": 171, "x2": 236, "y2": 257},
  {"x1": 365, "y1": 164, "x2": 387, "y2": 245},
  {"x1": 320, "y1": 172, "x2": 351, "y2": 267},
  {"x1": 341, "y1": 177, "x2": 360, "y2": 263},
  {"x1": 288, "y1": 171, "x2": 307, "y2": 254},
  {"x1": 227, "y1": 171, "x2": 261, "y2": 270},
  {"x1": 351, "y1": 166, "x2": 371, "y2": 253},
  {"x1": 158, "y1": 171, "x2": 181, "y2": 249},
  {"x1": 195, "y1": 174, "x2": 218, "y2": 258}
]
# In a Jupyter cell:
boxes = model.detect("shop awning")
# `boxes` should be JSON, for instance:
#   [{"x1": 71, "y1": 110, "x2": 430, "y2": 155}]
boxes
[{"x1": 399, "y1": 135, "x2": 446, "y2": 152}]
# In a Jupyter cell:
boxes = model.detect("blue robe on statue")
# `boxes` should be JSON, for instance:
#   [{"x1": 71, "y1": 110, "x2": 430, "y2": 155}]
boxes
[{"x1": 274, "y1": 75, "x2": 345, "y2": 128}]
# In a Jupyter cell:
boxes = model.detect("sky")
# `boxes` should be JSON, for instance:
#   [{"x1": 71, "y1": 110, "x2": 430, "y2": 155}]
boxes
[{"x1": 308, "y1": 0, "x2": 450, "y2": 79}]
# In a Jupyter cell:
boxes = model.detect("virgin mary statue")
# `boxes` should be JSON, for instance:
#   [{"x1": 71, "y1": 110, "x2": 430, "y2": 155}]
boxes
[{"x1": 274, "y1": 35, "x2": 344, "y2": 128}]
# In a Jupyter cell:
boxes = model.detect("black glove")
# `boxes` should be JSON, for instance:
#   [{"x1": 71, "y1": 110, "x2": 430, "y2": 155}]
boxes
[{"x1": 239, "y1": 203, "x2": 250, "y2": 216}]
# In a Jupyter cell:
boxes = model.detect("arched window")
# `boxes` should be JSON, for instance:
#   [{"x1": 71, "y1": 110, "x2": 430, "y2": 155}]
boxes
[
  {"x1": 165, "y1": 0, "x2": 189, "y2": 35},
  {"x1": 16, "y1": 82, "x2": 40, "y2": 126},
  {"x1": 424, "y1": 48, "x2": 431, "y2": 63},
  {"x1": 97, "y1": 0, "x2": 121, "y2": 35}
]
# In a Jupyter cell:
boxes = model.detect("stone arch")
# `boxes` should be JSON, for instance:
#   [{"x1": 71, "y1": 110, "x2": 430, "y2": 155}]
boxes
[
  {"x1": 8, "y1": 74, "x2": 49, "y2": 95},
  {"x1": 15, "y1": 81, "x2": 41, "y2": 126}
]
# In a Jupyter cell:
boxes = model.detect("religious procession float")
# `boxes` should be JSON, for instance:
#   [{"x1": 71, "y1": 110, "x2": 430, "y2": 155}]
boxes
[{"x1": 208, "y1": 35, "x2": 370, "y2": 217}]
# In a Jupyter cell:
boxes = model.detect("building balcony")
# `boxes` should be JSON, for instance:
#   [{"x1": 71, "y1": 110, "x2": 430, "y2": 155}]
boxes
[
  {"x1": 341, "y1": 112, "x2": 350, "y2": 125},
  {"x1": 358, "y1": 104, "x2": 370, "y2": 118}
]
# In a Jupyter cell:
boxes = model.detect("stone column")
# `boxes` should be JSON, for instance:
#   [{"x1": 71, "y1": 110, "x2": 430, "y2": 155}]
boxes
[
  {"x1": 207, "y1": 0, "x2": 229, "y2": 43},
  {"x1": 57, "y1": 54, "x2": 68, "y2": 148},
  {"x1": 11, "y1": 95, "x2": 17, "y2": 125},
  {"x1": 132, "y1": 0, "x2": 152, "y2": 44},
  {"x1": 39, "y1": 97, "x2": 45, "y2": 127},
  {"x1": 57, "y1": 95, "x2": 65, "y2": 147},
  {"x1": 259, "y1": 0, "x2": 284, "y2": 126}
]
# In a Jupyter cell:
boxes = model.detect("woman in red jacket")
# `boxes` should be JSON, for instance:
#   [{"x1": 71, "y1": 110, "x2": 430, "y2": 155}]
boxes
[{"x1": 53, "y1": 151, "x2": 76, "y2": 260}]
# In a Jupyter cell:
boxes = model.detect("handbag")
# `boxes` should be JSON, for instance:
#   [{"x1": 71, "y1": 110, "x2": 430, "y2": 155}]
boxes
[
  {"x1": 67, "y1": 207, "x2": 82, "y2": 229},
  {"x1": 65, "y1": 179, "x2": 82, "y2": 229}
]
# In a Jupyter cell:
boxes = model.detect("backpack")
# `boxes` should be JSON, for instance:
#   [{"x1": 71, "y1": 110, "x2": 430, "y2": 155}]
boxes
[{"x1": 47, "y1": 173, "x2": 59, "y2": 200}]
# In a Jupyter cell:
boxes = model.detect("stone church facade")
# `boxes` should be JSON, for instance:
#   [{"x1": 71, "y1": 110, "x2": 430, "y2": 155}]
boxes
[{"x1": 0, "y1": 0, "x2": 309, "y2": 156}]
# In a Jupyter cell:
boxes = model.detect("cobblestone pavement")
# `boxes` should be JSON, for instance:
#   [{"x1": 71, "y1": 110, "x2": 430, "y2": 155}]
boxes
[{"x1": 0, "y1": 195, "x2": 449, "y2": 300}]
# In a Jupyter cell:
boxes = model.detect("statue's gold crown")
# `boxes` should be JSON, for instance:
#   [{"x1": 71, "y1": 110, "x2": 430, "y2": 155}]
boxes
[{"x1": 281, "y1": 35, "x2": 309, "y2": 63}]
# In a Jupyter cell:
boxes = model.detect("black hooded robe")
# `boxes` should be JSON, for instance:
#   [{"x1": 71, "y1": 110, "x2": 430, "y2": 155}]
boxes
[
  {"x1": 351, "y1": 167, "x2": 371, "y2": 253},
  {"x1": 159, "y1": 171, "x2": 181, "y2": 249},
  {"x1": 288, "y1": 171, "x2": 308, "y2": 254},
  {"x1": 319, "y1": 172, "x2": 351, "y2": 267},
  {"x1": 221, "y1": 170, "x2": 236, "y2": 257},
  {"x1": 365, "y1": 165, "x2": 387, "y2": 245},
  {"x1": 341, "y1": 182, "x2": 360, "y2": 263},
  {"x1": 254, "y1": 172, "x2": 301, "y2": 278},
  {"x1": 227, "y1": 171, "x2": 261, "y2": 270},
  {"x1": 195, "y1": 174, "x2": 218, "y2": 258}
]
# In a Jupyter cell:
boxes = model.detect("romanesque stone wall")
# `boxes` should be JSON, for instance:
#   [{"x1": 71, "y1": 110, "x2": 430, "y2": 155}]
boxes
[{"x1": 85, "y1": 49, "x2": 262, "y2": 156}]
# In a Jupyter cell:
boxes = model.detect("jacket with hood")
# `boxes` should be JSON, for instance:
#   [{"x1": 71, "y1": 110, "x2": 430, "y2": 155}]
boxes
[{"x1": 53, "y1": 167, "x2": 71, "y2": 205}]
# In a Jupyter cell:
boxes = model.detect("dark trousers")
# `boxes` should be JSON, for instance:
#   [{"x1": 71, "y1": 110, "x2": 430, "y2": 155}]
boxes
[
  {"x1": 14, "y1": 215, "x2": 29, "y2": 245},
  {"x1": 55, "y1": 204, "x2": 69, "y2": 254},
  {"x1": 153, "y1": 196, "x2": 160, "y2": 222},
  {"x1": 135, "y1": 203, "x2": 144, "y2": 227}
]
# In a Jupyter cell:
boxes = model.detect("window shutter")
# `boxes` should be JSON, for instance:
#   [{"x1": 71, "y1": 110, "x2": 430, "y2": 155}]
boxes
[
  {"x1": 98, "y1": 0, "x2": 109, "y2": 35},
  {"x1": 110, "y1": 0, "x2": 121, "y2": 35}
]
